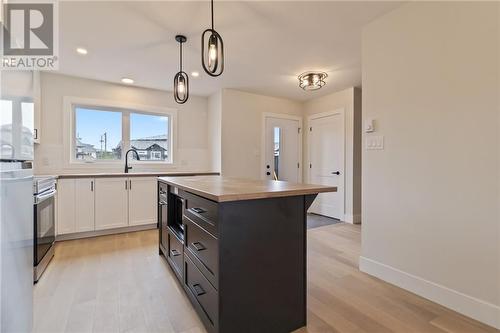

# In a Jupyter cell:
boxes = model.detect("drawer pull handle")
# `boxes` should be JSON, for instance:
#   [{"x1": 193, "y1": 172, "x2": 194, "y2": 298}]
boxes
[
  {"x1": 170, "y1": 249, "x2": 181, "y2": 257},
  {"x1": 192, "y1": 283, "x2": 206, "y2": 296},
  {"x1": 191, "y1": 242, "x2": 206, "y2": 252},
  {"x1": 191, "y1": 207, "x2": 206, "y2": 214}
]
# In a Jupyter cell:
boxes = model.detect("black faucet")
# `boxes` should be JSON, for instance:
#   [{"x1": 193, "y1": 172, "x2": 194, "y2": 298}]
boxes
[{"x1": 124, "y1": 149, "x2": 140, "y2": 173}]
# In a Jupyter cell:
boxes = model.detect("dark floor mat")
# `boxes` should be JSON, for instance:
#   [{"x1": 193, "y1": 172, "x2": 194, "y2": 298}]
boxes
[{"x1": 307, "y1": 213, "x2": 340, "y2": 229}]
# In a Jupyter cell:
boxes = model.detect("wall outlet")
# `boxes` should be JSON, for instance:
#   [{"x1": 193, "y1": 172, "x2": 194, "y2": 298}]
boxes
[{"x1": 365, "y1": 136, "x2": 384, "y2": 150}]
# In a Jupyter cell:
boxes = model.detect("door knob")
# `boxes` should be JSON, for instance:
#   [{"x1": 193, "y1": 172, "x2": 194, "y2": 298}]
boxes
[{"x1": 332, "y1": 171, "x2": 341, "y2": 175}]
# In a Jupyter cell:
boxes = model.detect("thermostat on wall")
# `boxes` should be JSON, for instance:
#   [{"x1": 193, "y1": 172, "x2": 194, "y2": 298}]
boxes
[{"x1": 365, "y1": 118, "x2": 374, "y2": 133}]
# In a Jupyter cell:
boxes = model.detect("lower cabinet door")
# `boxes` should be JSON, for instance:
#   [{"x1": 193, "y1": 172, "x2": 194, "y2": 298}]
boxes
[
  {"x1": 128, "y1": 177, "x2": 157, "y2": 226},
  {"x1": 185, "y1": 217, "x2": 218, "y2": 288},
  {"x1": 95, "y1": 178, "x2": 128, "y2": 230},
  {"x1": 56, "y1": 179, "x2": 76, "y2": 235},
  {"x1": 75, "y1": 178, "x2": 95, "y2": 232},
  {"x1": 167, "y1": 229, "x2": 184, "y2": 280},
  {"x1": 160, "y1": 202, "x2": 168, "y2": 251},
  {"x1": 184, "y1": 254, "x2": 218, "y2": 332}
]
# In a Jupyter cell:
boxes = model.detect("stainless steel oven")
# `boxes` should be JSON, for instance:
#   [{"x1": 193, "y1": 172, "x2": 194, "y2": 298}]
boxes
[{"x1": 33, "y1": 176, "x2": 56, "y2": 282}]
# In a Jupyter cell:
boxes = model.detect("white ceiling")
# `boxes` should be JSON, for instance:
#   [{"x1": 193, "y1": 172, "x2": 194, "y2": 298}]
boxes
[{"x1": 58, "y1": 1, "x2": 402, "y2": 101}]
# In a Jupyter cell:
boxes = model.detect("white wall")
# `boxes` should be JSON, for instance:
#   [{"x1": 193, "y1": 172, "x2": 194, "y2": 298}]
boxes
[
  {"x1": 361, "y1": 2, "x2": 499, "y2": 328},
  {"x1": 34, "y1": 73, "x2": 212, "y2": 175},
  {"x1": 303, "y1": 87, "x2": 362, "y2": 223},
  {"x1": 208, "y1": 91, "x2": 222, "y2": 173},
  {"x1": 220, "y1": 89, "x2": 303, "y2": 179},
  {"x1": 216, "y1": 87, "x2": 362, "y2": 223}
]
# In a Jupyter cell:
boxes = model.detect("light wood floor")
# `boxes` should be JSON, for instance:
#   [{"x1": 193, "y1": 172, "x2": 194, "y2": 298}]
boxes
[{"x1": 34, "y1": 224, "x2": 499, "y2": 333}]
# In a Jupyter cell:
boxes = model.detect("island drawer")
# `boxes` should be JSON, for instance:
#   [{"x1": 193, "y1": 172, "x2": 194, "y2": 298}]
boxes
[
  {"x1": 167, "y1": 229, "x2": 184, "y2": 281},
  {"x1": 185, "y1": 216, "x2": 218, "y2": 288},
  {"x1": 184, "y1": 254, "x2": 218, "y2": 332},
  {"x1": 181, "y1": 190, "x2": 218, "y2": 237}
]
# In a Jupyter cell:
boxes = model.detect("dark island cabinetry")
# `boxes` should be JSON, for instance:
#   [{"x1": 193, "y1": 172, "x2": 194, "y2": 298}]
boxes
[{"x1": 158, "y1": 176, "x2": 335, "y2": 333}]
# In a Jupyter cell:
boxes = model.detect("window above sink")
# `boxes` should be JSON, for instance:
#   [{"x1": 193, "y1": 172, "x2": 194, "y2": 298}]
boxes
[{"x1": 64, "y1": 97, "x2": 177, "y2": 166}]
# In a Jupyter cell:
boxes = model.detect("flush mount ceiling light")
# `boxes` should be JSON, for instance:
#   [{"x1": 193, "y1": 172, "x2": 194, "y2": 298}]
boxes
[
  {"x1": 174, "y1": 35, "x2": 189, "y2": 104},
  {"x1": 298, "y1": 72, "x2": 328, "y2": 91},
  {"x1": 201, "y1": 0, "x2": 224, "y2": 77},
  {"x1": 76, "y1": 47, "x2": 88, "y2": 55},
  {"x1": 191, "y1": 71, "x2": 200, "y2": 77},
  {"x1": 121, "y1": 77, "x2": 134, "y2": 84}
]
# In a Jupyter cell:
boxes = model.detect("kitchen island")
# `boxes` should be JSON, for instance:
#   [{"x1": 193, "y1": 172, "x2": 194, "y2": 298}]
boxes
[{"x1": 158, "y1": 176, "x2": 336, "y2": 333}]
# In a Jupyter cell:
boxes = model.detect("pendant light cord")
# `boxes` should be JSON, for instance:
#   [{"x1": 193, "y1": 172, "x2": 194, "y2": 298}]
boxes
[
  {"x1": 211, "y1": 0, "x2": 214, "y2": 30},
  {"x1": 179, "y1": 41, "x2": 183, "y2": 72}
]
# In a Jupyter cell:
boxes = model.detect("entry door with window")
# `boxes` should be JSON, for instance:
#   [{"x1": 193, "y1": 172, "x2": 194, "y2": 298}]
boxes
[
  {"x1": 264, "y1": 117, "x2": 300, "y2": 182},
  {"x1": 308, "y1": 112, "x2": 344, "y2": 220}
]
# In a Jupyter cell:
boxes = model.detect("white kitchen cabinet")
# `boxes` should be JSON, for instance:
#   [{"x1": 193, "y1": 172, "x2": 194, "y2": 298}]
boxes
[
  {"x1": 95, "y1": 177, "x2": 129, "y2": 230},
  {"x1": 57, "y1": 176, "x2": 159, "y2": 237},
  {"x1": 128, "y1": 177, "x2": 157, "y2": 226},
  {"x1": 57, "y1": 178, "x2": 95, "y2": 235},
  {"x1": 75, "y1": 178, "x2": 95, "y2": 232},
  {"x1": 33, "y1": 71, "x2": 41, "y2": 144},
  {"x1": 57, "y1": 179, "x2": 76, "y2": 235}
]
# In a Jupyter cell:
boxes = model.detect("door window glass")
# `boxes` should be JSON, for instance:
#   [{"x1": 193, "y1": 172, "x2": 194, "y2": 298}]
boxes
[{"x1": 274, "y1": 127, "x2": 281, "y2": 180}]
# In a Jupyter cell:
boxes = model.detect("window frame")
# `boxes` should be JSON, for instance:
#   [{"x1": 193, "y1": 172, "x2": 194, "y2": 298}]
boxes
[{"x1": 63, "y1": 96, "x2": 177, "y2": 168}]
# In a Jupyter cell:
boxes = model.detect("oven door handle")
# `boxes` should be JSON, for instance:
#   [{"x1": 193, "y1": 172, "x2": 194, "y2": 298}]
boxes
[{"x1": 35, "y1": 189, "x2": 57, "y2": 204}]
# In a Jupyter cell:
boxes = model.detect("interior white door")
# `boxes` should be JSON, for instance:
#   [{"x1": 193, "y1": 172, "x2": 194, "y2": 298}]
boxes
[
  {"x1": 264, "y1": 117, "x2": 300, "y2": 182},
  {"x1": 128, "y1": 177, "x2": 157, "y2": 226},
  {"x1": 309, "y1": 113, "x2": 344, "y2": 219},
  {"x1": 95, "y1": 177, "x2": 128, "y2": 230}
]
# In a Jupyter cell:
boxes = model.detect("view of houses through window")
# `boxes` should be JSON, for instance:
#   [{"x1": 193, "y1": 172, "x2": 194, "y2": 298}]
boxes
[
  {"x1": 74, "y1": 107, "x2": 170, "y2": 163},
  {"x1": 118, "y1": 113, "x2": 169, "y2": 161},
  {"x1": 1, "y1": 99, "x2": 34, "y2": 158}
]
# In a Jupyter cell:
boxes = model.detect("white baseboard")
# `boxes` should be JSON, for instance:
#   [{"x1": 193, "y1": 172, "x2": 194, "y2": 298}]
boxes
[
  {"x1": 343, "y1": 214, "x2": 362, "y2": 224},
  {"x1": 56, "y1": 223, "x2": 157, "y2": 241},
  {"x1": 359, "y1": 256, "x2": 500, "y2": 329}
]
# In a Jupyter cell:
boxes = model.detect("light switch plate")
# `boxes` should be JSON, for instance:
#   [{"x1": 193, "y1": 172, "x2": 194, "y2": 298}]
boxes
[{"x1": 366, "y1": 136, "x2": 384, "y2": 150}]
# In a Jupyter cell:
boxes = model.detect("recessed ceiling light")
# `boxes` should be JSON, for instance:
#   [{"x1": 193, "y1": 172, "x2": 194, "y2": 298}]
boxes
[
  {"x1": 191, "y1": 71, "x2": 199, "y2": 77},
  {"x1": 121, "y1": 77, "x2": 134, "y2": 84},
  {"x1": 76, "y1": 47, "x2": 88, "y2": 55}
]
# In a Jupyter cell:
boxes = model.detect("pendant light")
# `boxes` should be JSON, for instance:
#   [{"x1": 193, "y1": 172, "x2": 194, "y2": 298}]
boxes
[
  {"x1": 174, "y1": 35, "x2": 189, "y2": 104},
  {"x1": 201, "y1": 0, "x2": 224, "y2": 77}
]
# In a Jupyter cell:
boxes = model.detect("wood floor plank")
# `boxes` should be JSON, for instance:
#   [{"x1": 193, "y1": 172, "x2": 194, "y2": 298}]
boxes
[{"x1": 34, "y1": 224, "x2": 498, "y2": 333}]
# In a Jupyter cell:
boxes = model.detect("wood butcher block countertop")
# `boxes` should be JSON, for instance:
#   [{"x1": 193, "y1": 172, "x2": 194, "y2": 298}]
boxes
[
  {"x1": 56, "y1": 171, "x2": 219, "y2": 179},
  {"x1": 158, "y1": 175, "x2": 337, "y2": 202}
]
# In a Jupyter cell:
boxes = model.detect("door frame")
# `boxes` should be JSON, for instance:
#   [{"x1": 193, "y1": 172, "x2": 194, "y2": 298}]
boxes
[
  {"x1": 261, "y1": 113, "x2": 303, "y2": 182},
  {"x1": 307, "y1": 108, "x2": 345, "y2": 219}
]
